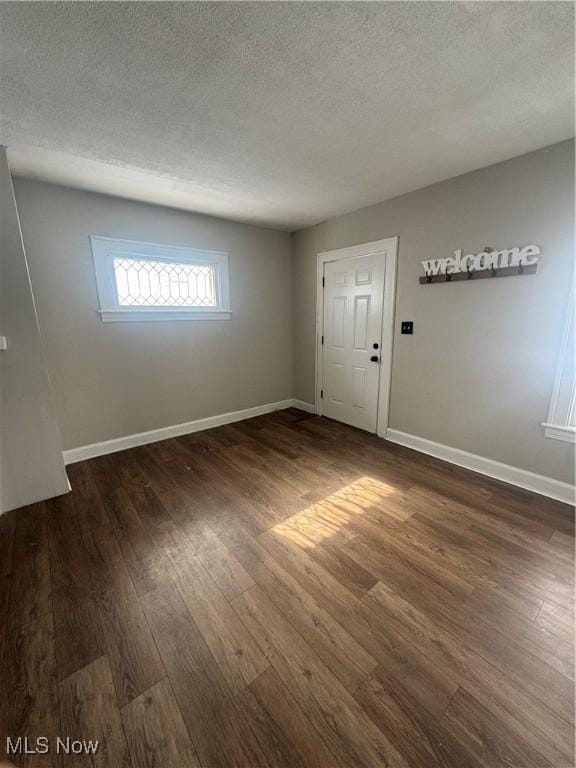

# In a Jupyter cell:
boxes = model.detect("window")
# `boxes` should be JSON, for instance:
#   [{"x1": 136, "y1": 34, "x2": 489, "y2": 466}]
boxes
[
  {"x1": 90, "y1": 236, "x2": 231, "y2": 322},
  {"x1": 543, "y1": 289, "x2": 575, "y2": 443}
]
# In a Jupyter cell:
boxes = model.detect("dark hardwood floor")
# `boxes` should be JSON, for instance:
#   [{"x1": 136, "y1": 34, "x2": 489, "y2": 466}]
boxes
[{"x1": 1, "y1": 408, "x2": 574, "y2": 767}]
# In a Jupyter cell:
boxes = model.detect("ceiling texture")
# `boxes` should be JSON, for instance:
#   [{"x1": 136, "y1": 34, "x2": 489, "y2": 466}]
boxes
[{"x1": 1, "y1": 2, "x2": 573, "y2": 230}]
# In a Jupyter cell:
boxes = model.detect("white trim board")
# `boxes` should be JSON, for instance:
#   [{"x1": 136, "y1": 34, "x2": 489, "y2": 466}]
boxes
[
  {"x1": 293, "y1": 399, "x2": 316, "y2": 414},
  {"x1": 542, "y1": 423, "x2": 576, "y2": 443},
  {"x1": 542, "y1": 284, "x2": 575, "y2": 444},
  {"x1": 63, "y1": 399, "x2": 294, "y2": 464},
  {"x1": 386, "y1": 429, "x2": 575, "y2": 506}
]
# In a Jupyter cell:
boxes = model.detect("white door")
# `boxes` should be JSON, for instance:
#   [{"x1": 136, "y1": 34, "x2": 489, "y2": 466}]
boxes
[{"x1": 322, "y1": 252, "x2": 385, "y2": 432}]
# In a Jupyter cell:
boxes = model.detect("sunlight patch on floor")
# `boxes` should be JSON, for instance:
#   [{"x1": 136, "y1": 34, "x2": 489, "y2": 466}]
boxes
[{"x1": 273, "y1": 475, "x2": 398, "y2": 548}]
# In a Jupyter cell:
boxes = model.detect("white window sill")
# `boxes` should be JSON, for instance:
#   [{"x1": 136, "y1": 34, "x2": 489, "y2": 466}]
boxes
[
  {"x1": 98, "y1": 309, "x2": 232, "y2": 322},
  {"x1": 542, "y1": 423, "x2": 576, "y2": 444}
]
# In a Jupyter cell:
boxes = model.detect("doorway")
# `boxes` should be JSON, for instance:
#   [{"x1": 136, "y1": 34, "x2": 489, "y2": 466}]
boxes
[{"x1": 315, "y1": 238, "x2": 398, "y2": 437}]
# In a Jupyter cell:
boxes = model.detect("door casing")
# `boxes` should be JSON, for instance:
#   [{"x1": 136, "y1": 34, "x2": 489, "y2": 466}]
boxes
[{"x1": 315, "y1": 237, "x2": 398, "y2": 438}]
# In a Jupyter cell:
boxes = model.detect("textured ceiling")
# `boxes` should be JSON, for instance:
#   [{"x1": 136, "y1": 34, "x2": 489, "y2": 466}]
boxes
[{"x1": 1, "y1": 2, "x2": 573, "y2": 230}]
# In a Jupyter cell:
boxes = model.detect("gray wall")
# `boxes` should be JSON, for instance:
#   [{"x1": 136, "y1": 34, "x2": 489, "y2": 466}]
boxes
[
  {"x1": 14, "y1": 179, "x2": 293, "y2": 451},
  {"x1": 0, "y1": 149, "x2": 68, "y2": 512},
  {"x1": 292, "y1": 140, "x2": 575, "y2": 485}
]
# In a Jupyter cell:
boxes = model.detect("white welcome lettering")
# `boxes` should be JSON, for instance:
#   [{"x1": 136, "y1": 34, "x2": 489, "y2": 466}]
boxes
[
  {"x1": 422, "y1": 245, "x2": 540, "y2": 276},
  {"x1": 421, "y1": 259, "x2": 444, "y2": 275}
]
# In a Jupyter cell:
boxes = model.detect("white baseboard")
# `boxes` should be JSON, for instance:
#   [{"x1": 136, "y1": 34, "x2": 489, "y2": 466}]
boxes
[
  {"x1": 385, "y1": 429, "x2": 575, "y2": 506},
  {"x1": 65, "y1": 404, "x2": 571, "y2": 506},
  {"x1": 292, "y1": 399, "x2": 317, "y2": 414},
  {"x1": 63, "y1": 399, "x2": 294, "y2": 464}
]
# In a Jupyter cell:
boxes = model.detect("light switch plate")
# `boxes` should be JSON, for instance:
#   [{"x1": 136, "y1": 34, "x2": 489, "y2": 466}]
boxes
[{"x1": 0, "y1": 336, "x2": 7, "y2": 350}]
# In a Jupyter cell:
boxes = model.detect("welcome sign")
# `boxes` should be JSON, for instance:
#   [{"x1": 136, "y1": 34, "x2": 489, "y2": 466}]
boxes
[{"x1": 420, "y1": 244, "x2": 540, "y2": 284}]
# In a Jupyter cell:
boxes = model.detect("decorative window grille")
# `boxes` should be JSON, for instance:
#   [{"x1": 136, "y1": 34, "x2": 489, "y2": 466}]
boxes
[
  {"x1": 113, "y1": 258, "x2": 217, "y2": 307},
  {"x1": 90, "y1": 236, "x2": 230, "y2": 322}
]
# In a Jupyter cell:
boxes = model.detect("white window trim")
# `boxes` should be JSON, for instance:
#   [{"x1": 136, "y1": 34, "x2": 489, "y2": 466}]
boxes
[
  {"x1": 542, "y1": 286, "x2": 575, "y2": 443},
  {"x1": 90, "y1": 235, "x2": 231, "y2": 322}
]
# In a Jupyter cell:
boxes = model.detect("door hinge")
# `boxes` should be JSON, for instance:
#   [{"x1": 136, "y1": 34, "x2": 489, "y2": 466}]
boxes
[
  {"x1": 322, "y1": 276, "x2": 325, "y2": 287},
  {"x1": 321, "y1": 335, "x2": 324, "y2": 345},
  {"x1": 320, "y1": 389, "x2": 324, "y2": 399}
]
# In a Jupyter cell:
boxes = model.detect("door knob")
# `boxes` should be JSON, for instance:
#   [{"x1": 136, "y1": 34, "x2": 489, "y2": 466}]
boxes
[{"x1": 370, "y1": 355, "x2": 379, "y2": 362}]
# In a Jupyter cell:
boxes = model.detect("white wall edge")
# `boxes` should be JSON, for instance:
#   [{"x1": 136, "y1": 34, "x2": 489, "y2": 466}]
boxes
[
  {"x1": 386, "y1": 428, "x2": 575, "y2": 506},
  {"x1": 293, "y1": 399, "x2": 317, "y2": 414},
  {"x1": 63, "y1": 399, "x2": 295, "y2": 464}
]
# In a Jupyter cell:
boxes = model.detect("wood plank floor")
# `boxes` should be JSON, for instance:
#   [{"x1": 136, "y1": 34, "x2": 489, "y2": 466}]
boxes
[{"x1": 1, "y1": 408, "x2": 574, "y2": 767}]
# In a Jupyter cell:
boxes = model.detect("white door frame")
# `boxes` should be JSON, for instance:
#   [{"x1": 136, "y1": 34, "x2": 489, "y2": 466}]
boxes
[{"x1": 315, "y1": 237, "x2": 398, "y2": 438}]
